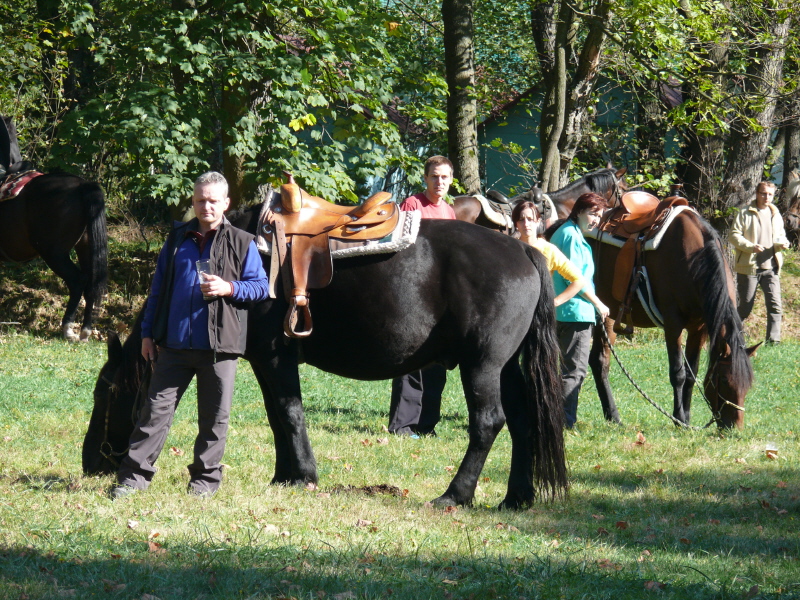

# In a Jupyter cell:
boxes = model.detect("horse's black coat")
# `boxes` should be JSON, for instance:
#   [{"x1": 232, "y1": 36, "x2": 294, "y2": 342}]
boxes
[
  {"x1": 0, "y1": 172, "x2": 108, "y2": 340},
  {"x1": 84, "y1": 209, "x2": 567, "y2": 508}
]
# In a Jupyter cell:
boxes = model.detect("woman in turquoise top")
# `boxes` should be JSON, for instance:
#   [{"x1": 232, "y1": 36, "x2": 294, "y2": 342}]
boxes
[{"x1": 550, "y1": 192, "x2": 615, "y2": 429}]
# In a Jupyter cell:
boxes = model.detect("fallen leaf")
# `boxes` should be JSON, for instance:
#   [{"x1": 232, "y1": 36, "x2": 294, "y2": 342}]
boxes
[
  {"x1": 734, "y1": 457, "x2": 747, "y2": 464},
  {"x1": 127, "y1": 520, "x2": 139, "y2": 529},
  {"x1": 634, "y1": 431, "x2": 646, "y2": 445},
  {"x1": 361, "y1": 439, "x2": 372, "y2": 446},
  {"x1": 442, "y1": 579, "x2": 459, "y2": 585},
  {"x1": 597, "y1": 558, "x2": 621, "y2": 570},
  {"x1": 356, "y1": 519, "x2": 373, "y2": 527},
  {"x1": 597, "y1": 527, "x2": 609, "y2": 536},
  {"x1": 592, "y1": 514, "x2": 605, "y2": 520},
  {"x1": 708, "y1": 519, "x2": 720, "y2": 525},
  {"x1": 443, "y1": 506, "x2": 458, "y2": 514},
  {"x1": 410, "y1": 453, "x2": 420, "y2": 459},
  {"x1": 343, "y1": 464, "x2": 353, "y2": 471},
  {"x1": 148, "y1": 531, "x2": 160, "y2": 539},
  {"x1": 444, "y1": 465, "x2": 454, "y2": 472},
  {"x1": 593, "y1": 464, "x2": 602, "y2": 470},
  {"x1": 147, "y1": 541, "x2": 166, "y2": 554},
  {"x1": 766, "y1": 451, "x2": 778, "y2": 460},
  {"x1": 333, "y1": 592, "x2": 356, "y2": 600},
  {"x1": 169, "y1": 446, "x2": 184, "y2": 456},
  {"x1": 644, "y1": 580, "x2": 666, "y2": 590},
  {"x1": 317, "y1": 492, "x2": 331, "y2": 499},
  {"x1": 376, "y1": 438, "x2": 388, "y2": 445},
  {"x1": 615, "y1": 521, "x2": 629, "y2": 530},
  {"x1": 284, "y1": 565, "x2": 298, "y2": 572},
  {"x1": 679, "y1": 538, "x2": 691, "y2": 545},
  {"x1": 743, "y1": 584, "x2": 759, "y2": 599}
]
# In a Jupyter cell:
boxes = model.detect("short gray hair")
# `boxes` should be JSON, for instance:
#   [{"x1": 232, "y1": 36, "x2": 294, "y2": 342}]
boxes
[{"x1": 194, "y1": 171, "x2": 228, "y2": 196}]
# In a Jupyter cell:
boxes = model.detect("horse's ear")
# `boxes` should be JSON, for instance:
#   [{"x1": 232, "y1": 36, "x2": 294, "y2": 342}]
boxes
[
  {"x1": 606, "y1": 161, "x2": 613, "y2": 169},
  {"x1": 615, "y1": 167, "x2": 628, "y2": 179},
  {"x1": 106, "y1": 332, "x2": 124, "y2": 364},
  {"x1": 746, "y1": 342, "x2": 762, "y2": 358}
]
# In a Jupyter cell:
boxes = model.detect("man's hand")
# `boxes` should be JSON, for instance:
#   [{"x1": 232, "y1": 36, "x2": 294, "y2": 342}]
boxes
[
  {"x1": 142, "y1": 337, "x2": 157, "y2": 361},
  {"x1": 200, "y1": 274, "x2": 234, "y2": 298},
  {"x1": 752, "y1": 244, "x2": 765, "y2": 253}
]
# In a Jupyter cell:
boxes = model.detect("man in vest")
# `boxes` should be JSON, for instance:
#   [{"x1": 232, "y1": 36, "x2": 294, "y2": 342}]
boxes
[{"x1": 112, "y1": 172, "x2": 269, "y2": 499}]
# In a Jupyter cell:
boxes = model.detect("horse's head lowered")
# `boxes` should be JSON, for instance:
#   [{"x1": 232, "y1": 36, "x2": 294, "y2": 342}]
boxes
[
  {"x1": 82, "y1": 331, "x2": 146, "y2": 475},
  {"x1": 703, "y1": 336, "x2": 759, "y2": 429}
]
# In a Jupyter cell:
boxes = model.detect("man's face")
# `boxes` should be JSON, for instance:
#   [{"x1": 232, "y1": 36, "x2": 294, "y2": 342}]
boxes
[
  {"x1": 755, "y1": 185, "x2": 775, "y2": 209},
  {"x1": 193, "y1": 182, "x2": 230, "y2": 231},
  {"x1": 424, "y1": 164, "x2": 454, "y2": 202}
]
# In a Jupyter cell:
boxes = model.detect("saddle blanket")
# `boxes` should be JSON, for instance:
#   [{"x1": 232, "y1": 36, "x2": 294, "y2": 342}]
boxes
[
  {"x1": 584, "y1": 204, "x2": 695, "y2": 250},
  {"x1": 256, "y1": 206, "x2": 422, "y2": 259},
  {"x1": 0, "y1": 170, "x2": 42, "y2": 202}
]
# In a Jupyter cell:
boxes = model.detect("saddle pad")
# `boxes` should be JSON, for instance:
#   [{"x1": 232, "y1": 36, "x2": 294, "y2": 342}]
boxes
[
  {"x1": 473, "y1": 194, "x2": 513, "y2": 228},
  {"x1": 257, "y1": 207, "x2": 422, "y2": 259},
  {"x1": 0, "y1": 170, "x2": 42, "y2": 202},
  {"x1": 585, "y1": 205, "x2": 695, "y2": 251}
]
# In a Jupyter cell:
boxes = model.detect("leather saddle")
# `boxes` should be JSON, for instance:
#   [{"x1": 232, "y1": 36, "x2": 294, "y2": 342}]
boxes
[
  {"x1": 261, "y1": 174, "x2": 399, "y2": 338},
  {"x1": 597, "y1": 190, "x2": 688, "y2": 334}
]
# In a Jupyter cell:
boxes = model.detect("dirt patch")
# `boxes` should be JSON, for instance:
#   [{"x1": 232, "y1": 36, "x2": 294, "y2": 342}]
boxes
[{"x1": 329, "y1": 484, "x2": 404, "y2": 497}]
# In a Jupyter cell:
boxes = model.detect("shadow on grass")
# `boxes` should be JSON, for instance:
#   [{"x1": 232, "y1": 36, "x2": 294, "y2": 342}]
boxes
[{"x1": 0, "y1": 539, "x2": 764, "y2": 600}]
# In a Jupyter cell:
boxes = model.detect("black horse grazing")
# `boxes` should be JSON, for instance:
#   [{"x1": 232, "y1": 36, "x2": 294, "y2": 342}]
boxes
[
  {"x1": 0, "y1": 173, "x2": 108, "y2": 340},
  {"x1": 588, "y1": 209, "x2": 755, "y2": 428},
  {"x1": 84, "y1": 212, "x2": 567, "y2": 508}
]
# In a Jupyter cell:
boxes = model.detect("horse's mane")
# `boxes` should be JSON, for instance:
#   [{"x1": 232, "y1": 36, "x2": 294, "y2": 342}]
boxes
[
  {"x1": 554, "y1": 168, "x2": 617, "y2": 197},
  {"x1": 116, "y1": 304, "x2": 149, "y2": 394},
  {"x1": 688, "y1": 215, "x2": 754, "y2": 394}
]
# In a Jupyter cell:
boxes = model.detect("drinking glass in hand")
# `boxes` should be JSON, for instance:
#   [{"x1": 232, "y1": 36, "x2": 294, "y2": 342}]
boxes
[{"x1": 196, "y1": 259, "x2": 213, "y2": 300}]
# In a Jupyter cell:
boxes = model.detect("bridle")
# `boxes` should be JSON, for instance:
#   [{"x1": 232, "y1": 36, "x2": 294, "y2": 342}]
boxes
[{"x1": 96, "y1": 361, "x2": 151, "y2": 467}]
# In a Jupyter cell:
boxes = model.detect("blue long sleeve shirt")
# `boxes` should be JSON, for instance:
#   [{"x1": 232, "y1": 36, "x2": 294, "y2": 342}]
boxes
[{"x1": 141, "y1": 232, "x2": 268, "y2": 350}]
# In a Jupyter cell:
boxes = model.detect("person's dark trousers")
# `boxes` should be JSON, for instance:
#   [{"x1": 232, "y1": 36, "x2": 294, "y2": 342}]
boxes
[
  {"x1": 736, "y1": 269, "x2": 783, "y2": 343},
  {"x1": 117, "y1": 347, "x2": 238, "y2": 494},
  {"x1": 557, "y1": 321, "x2": 593, "y2": 429},
  {"x1": 388, "y1": 365, "x2": 447, "y2": 435}
]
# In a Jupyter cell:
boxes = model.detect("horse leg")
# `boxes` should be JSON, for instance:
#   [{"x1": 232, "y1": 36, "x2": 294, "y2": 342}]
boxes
[
  {"x1": 248, "y1": 352, "x2": 318, "y2": 487},
  {"x1": 74, "y1": 237, "x2": 97, "y2": 341},
  {"x1": 680, "y1": 328, "x2": 705, "y2": 426},
  {"x1": 588, "y1": 319, "x2": 622, "y2": 424},
  {"x1": 248, "y1": 360, "x2": 295, "y2": 484},
  {"x1": 39, "y1": 249, "x2": 84, "y2": 341},
  {"x1": 664, "y1": 328, "x2": 689, "y2": 425},
  {"x1": 433, "y1": 364, "x2": 505, "y2": 507},
  {"x1": 497, "y1": 358, "x2": 533, "y2": 508}
]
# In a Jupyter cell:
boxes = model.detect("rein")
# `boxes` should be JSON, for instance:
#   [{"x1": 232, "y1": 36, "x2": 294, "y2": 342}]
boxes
[{"x1": 597, "y1": 319, "x2": 714, "y2": 429}]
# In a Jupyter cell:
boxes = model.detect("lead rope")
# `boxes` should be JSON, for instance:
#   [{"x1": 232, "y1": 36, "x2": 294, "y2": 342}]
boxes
[{"x1": 596, "y1": 319, "x2": 711, "y2": 429}]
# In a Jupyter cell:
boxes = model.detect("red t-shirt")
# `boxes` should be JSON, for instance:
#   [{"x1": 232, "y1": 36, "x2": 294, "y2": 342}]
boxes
[{"x1": 400, "y1": 193, "x2": 456, "y2": 220}]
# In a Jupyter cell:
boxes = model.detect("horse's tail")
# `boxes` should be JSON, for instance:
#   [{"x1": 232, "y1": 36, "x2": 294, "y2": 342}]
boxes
[
  {"x1": 691, "y1": 217, "x2": 753, "y2": 397},
  {"x1": 82, "y1": 181, "x2": 109, "y2": 313},
  {"x1": 522, "y1": 245, "x2": 568, "y2": 500}
]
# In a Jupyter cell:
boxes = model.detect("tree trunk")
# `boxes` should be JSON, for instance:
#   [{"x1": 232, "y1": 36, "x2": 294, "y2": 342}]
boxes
[
  {"x1": 533, "y1": 1, "x2": 611, "y2": 191},
  {"x1": 721, "y1": 5, "x2": 791, "y2": 217},
  {"x1": 558, "y1": 1, "x2": 611, "y2": 184},
  {"x1": 675, "y1": 2, "x2": 729, "y2": 207},
  {"x1": 442, "y1": 0, "x2": 480, "y2": 194}
]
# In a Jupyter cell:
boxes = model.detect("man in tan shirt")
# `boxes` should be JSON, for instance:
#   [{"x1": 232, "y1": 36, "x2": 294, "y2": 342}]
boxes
[{"x1": 728, "y1": 181, "x2": 790, "y2": 344}]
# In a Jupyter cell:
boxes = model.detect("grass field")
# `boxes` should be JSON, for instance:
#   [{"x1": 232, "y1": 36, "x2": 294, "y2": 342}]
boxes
[{"x1": 1, "y1": 236, "x2": 799, "y2": 599}]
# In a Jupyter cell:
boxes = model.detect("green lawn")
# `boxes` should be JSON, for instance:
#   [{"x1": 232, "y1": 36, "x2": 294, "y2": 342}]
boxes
[{"x1": 0, "y1": 331, "x2": 798, "y2": 600}]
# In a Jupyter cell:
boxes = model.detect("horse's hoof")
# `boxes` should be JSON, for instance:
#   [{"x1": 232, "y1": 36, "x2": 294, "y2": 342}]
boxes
[
  {"x1": 498, "y1": 495, "x2": 532, "y2": 510},
  {"x1": 431, "y1": 494, "x2": 471, "y2": 507},
  {"x1": 79, "y1": 327, "x2": 93, "y2": 342},
  {"x1": 62, "y1": 324, "x2": 79, "y2": 342}
]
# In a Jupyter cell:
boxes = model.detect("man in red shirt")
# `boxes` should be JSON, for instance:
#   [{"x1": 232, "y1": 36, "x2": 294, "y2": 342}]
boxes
[{"x1": 388, "y1": 155, "x2": 456, "y2": 437}]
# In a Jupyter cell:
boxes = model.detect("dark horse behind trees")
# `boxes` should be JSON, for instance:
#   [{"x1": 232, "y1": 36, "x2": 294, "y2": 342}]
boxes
[
  {"x1": 83, "y1": 212, "x2": 567, "y2": 508},
  {"x1": 453, "y1": 166, "x2": 627, "y2": 233},
  {"x1": 587, "y1": 208, "x2": 755, "y2": 428},
  {"x1": 0, "y1": 172, "x2": 108, "y2": 340}
]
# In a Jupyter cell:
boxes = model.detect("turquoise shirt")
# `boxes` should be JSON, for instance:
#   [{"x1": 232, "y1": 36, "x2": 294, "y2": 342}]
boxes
[{"x1": 550, "y1": 220, "x2": 597, "y2": 323}]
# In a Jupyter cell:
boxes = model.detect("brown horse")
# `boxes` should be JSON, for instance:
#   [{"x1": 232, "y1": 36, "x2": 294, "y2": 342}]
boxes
[
  {"x1": 587, "y1": 208, "x2": 755, "y2": 428},
  {"x1": 453, "y1": 166, "x2": 627, "y2": 232},
  {"x1": 0, "y1": 172, "x2": 108, "y2": 340}
]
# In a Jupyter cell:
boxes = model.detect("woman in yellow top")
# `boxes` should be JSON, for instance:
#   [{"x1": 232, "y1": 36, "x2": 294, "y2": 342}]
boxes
[{"x1": 512, "y1": 200, "x2": 609, "y2": 316}]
